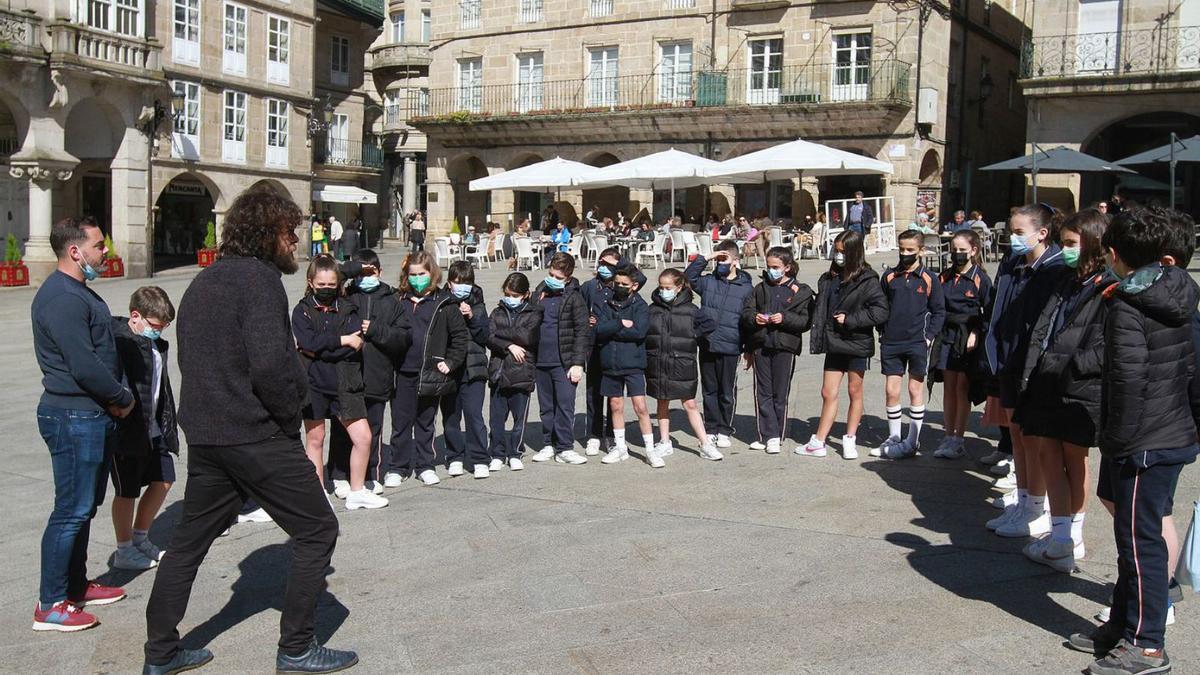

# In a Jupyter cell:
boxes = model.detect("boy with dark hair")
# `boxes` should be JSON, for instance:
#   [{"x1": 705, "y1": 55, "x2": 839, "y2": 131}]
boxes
[
  {"x1": 593, "y1": 263, "x2": 655, "y2": 466},
  {"x1": 530, "y1": 253, "x2": 592, "y2": 465},
  {"x1": 1069, "y1": 207, "x2": 1199, "y2": 675},
  {"x1": 109, "y1": 287, "x2": 179, "y2": 571},
  {"x1": 685, "y1": 239, "x2": 755, "y2": 448},
  {"x1": 877, "y1": 229, "x2": 944, "y2": 458}
]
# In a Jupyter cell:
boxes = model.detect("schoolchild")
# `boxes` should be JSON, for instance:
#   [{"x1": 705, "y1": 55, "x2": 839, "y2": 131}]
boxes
[
  {"x1": 530, "y1": 253, "x2": 592, "y2": 465},
  {"x1": 440, "y1": 261, "x2": 491, "y2": 478},
  {"x1": 593, "y1": 264, "x2": 656, "y2": 466},
  {"x1": 487, "y1": 273, "x2": 543, "y2": 471}
]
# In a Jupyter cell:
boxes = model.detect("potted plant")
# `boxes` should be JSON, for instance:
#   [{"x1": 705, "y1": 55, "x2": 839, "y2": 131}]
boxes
[
  {"x1": 197, "y1": 221, "x2": 217, "y2": 267},
  {"x1": 0, "y1": 234, "x2": 29, "y2": 287},
  {"x1": 101, "y1": 234, "x2": 125, "y2": 278}
]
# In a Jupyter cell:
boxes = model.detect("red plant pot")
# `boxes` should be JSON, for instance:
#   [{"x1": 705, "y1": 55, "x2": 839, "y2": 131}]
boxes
[
  {"x1": 197, "y1": 248, "x2": 217, "y2": 267},
  {"x1": 0, "y1": 262, "x2": 30, "y2": 287},
  {"x1": 100, "y1": 257, "x2": 125, "y2": 278}
]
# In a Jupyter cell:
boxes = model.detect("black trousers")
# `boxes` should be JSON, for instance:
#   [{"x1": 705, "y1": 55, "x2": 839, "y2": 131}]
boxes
[
  {"x1": 753, "y1": 349, "x2": 795, "y2": 442},
  {"x1": 700, "y1": 351, "x2": 738, "y2": 437},
  {"x1": 143, "y1": 434, "x2": 338, "y2": 664},
  {"x1": 585, "y1": 353, "x2": 613, "y2": 440},
  {"x1": 387, "y1": 372, "x2": 439, "y2": 474},
  {"x1": 489, "y1": 387, "x2": 531, "y2": 459},
  {"x1": 537, "y1": 365, "x2": 577, "y2": 452},
  {"x1": 440, "y1": 379, "x2": 489, "y2": 468},
  {"x1": 326, "y1": 398, "x2": 387, "y2": 484}
]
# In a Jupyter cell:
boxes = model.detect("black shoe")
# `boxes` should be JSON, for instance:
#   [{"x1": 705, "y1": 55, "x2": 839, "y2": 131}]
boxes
[
  {"x1": 1068, "y1": 622, "x2": 1123, "y2": 655},
  {"x1": 1168, "y1": 578, "x2": 1183, "y2": 605},
  {"x1": 1088, "y1": 639, "x2": 1170, "y2": 675},
  {"x1": 143, "y1": 648, "x2": 213, "y2": 675},
  {"x1": 276, "y1": 640, "x2": 358, "y2": 674}
]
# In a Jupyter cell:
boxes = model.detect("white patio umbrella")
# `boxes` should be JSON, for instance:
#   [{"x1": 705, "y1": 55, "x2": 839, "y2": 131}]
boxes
[
  {"x1": 571, "y1": 148, "x2": 755, "y2": 218},
  {"x1": 701, "y1": 138, "x2": 895, "y2": 183},
  {"x1": 469, "y1": 157, "x2": 600, "y2": 227}
]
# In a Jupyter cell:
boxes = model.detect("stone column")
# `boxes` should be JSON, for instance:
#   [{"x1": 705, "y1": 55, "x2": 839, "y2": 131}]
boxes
[
  {"x1": 402, "y1": 154, "x2": 417, "y2": 217},
  {"x1": 110, "y1": 127, "x2": 150, "y2": 278},
  {"x1": 9, "y1": 162, "x2": 76, "y2": 285}
]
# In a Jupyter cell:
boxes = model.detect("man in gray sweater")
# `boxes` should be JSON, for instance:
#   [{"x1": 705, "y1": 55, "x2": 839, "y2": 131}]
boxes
[{"x1": 142, "y1": 187, "x2": 357, "y2": 675}]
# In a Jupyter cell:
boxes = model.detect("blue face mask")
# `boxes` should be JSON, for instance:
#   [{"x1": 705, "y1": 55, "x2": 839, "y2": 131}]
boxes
[
  {"x1": 597, "y1": 265, "x2": 614, "y2": 280},
  {"x1": 501, "y1": 296, "x2": 524, "y2": 309},
  {"x1": 766, "y1": 268, "x2": 785, "y2": 282},
  {"x1": 659, "y1": 288, "x2": 678, "y2": 303},
  {"x1": 715, "y1": 263, "x2": 732, "y2": 277},
  {"x1": 451, "y1": 283, "x2": 473, "y2": 299},
  {"x1": 77, "y1": 258, "x2": 100, "y2": 281},
  {"x1": 1010, "y1": 232, "x2": 1036, "y2": 256},
  {"x1": 358, "y1": 275, "x2": 380, "y2": 292},
  {"x1": 140, "y1": 326, "x2": 162, "y2": 341},
  {"x1": 544, "y1": 275, "x2": 565, "y2": 291}
]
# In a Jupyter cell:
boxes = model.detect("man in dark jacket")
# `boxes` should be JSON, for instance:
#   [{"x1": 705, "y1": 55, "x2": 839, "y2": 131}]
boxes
[
  {"x1": 685, "y1": 241, "x2": 755, "y2": 447},
  {"x1": 143, "y1": 188, "x2": 353, "y2": 675},
  {"x1": 531, "y1": 253, "x2": 592, "y2": 465},
  {"x1": 846, "y1": 191, "x2": 874, "y2": 235}
]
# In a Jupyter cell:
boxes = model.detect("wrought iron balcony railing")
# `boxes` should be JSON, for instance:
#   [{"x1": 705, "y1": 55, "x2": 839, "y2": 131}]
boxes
[
  {"x1": 1021, "y1": 25, "x2": 1200, "y2": 79},
  {"x1": 314, "y1": 137, "x2": 384, "y2": 170}
]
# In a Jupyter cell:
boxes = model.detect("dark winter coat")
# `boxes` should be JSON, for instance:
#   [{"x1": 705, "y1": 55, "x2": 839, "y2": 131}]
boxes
[
  {"x1": 810, "y1": 268, "x2": 890, "y2": 358},
  {"x1": 398, "y1": 289, "x2": 470, "y2": 397},
  {"x1": 450, "y1": 286, "x2": 490, "y2": 383},
  {"x1": 346, "y1": 282, "x2": 412, "y2": 400},
  {"x1": 533, "y1": 277, "x2": 592, "y2": 368},
  {"x1": 1100, "y1": 264, "x2": 1200, "y2": 459},
  {"x1": 984, "y1": 245, "x2": 1067, "y2": 380},
  {"x1": 646, "y1": 288, "x2": 715, "y2": 400},
  {"x1": 1014, "y1": 270, "x2": 1117, "y2": 447},
  {"x1": 740, "y1": 275, "x2": 816, "y2": 355},
  {"x1": 594, "y1": 292, "x2": 650, "y2": 373},
  {"x1": 487, "y1": 301, "x2": 543, "y2": 392},
  {"x1": 292, "y1": 295, "x2": 364, "y2": 399},
  {"x1": 112, "y1": 318, "x2": 179, "y2": 457},
  {"x1": 685, "y1": 255, "x2": 756, "y2": 355},
  {"x1": 938, "y1": 264, "x2": 992, "y2": 365}
]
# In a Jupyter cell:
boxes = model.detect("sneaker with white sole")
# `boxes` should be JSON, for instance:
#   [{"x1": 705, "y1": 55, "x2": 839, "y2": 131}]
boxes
[
  {"x1": 794, "y1": 435, "x2": 827, "y2": 458},
  {"x1": 657, "y1": 441, "x2": 675, "y2": 457},
  {"x1": 989, "y1": 458, "x2": 1014, "y2": 477},
  {"x1": 842, "y1": 435, "x2": 859, "y2": 460},
  {"x1": 554, "y1": 450, "x2": 588, "y2": 465},
  {"x1": 749, "y1": 441, "x2": 766, "y2": 451},
  {"x1": 647, "y1": 449, "x2": 665, "y2": 469},
  {"x1": 365, "y1": 480, "x2": 384, "y2": 495},
  {"x1": 111, "y1": 546, "x2": 157, "y2": 570},
  {"x1": 1024, "y1": 536, "x2": 1076, "y2": 573},
  {"x1": 996, "y1": 508, "x2": 1050, "y2": 538},
  {"x1": 383, "y1": 472, "x2": 405, "y2": 488},
  {"x1": 873, "y1": 435, "x2": 901, "y2": 458},
  {"x1": 531, "y1": 446, "x2": 555, "y2": 462},
  {"x1": 585, "y1": 438, "x2": 602, "y2": 456},
  {"x1": 601, "y1": 445, "x2": 630, "y2": 464},
  {"x1": 715, "y1": 434, "x2": 732, "y2": 448},
  {"x1": 473, "y1": 464, "x2": 490, "y2": 479},
  {"x1": 345, "y1": 489, "x2": 389, "y2": 510},
  {"x1": 488, "y1": 458, "x2": 504, "y2": 472},
  {"x1": 508, "y1": 457, "x2": 524, "y2": 471},
  {"x1": 135, "y1": 538, "x2": 164, "y2": 562},
  {"x1": 447, "y1": 461, "x2": 465, "y2": 476},
  {"x1": 980, "y1": 449, "x2": 1008, "y2": 466},
  {"x1": 991, "y1": 490, "x2": 1018, "y2": 510},
  {"x1": 237, "y1": 507, "x2": 273, "y2": 524},
  {"x1": 986, "y1": 504, "x2": 1021, "y2": 531},
  {"x1": 332, "y1": 480, "x2": 350, "y2": 499},
  {"x1": 699, "y1": 443, "x2": 723, "y2": 461},
  {"x1": 994, "y1": 470, "x2": 1018, "y2": 490},
  {"x1": 765, "y1": 438, "x2": 781, "y2": 455},
  {"x1": 418, "y1": 470, "x2": 440, "y2": 486}
]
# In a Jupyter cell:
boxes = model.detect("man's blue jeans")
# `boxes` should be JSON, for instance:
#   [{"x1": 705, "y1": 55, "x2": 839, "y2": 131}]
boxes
[{"x1": 36, "y1": 404, "x2": 114, "y2": 606}]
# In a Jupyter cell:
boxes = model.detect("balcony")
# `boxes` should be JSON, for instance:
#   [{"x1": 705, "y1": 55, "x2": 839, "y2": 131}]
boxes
[
  {"x1": 1021, "y1": 25, "x2": 1200, "y2": 94},
  {"x1": 47, "y1": 20, "x2": 162, "y2": 82},
  {"x1": 369, "y1": 42, "x2": 432, "y2": 71},
  {"x1": 314, "y1": 137, "x2": 384, "y2": 170},
  {"x1": 324, "y1": 0, "x2": 386, "y2": 24},
  {"x1": 0, "y1": 8, "x2": 45, "y2": 61}
]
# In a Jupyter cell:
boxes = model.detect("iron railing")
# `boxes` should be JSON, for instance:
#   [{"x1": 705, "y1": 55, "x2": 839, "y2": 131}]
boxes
[
  {"x1": 459, "y1": 0, "x2": 481, "y2": 28},
  {"x1": 413, "y1": 60, "x2": 910, "y2": 119},
  {"x1": 518, "y1": 0, "x2": 542, "y2": 23},
  {"x1": 589, "y1": 0, "x2": 613, "y2": 15},
  {"x1": 314, "y1": 137, "x2": 384, "y2": 170},
  {"x1": 1022, "y1": 25, "x2": 1200, "y2": 79},
  {"x1": 0, "y1": 137, "x2": 18, "y2": 159}
]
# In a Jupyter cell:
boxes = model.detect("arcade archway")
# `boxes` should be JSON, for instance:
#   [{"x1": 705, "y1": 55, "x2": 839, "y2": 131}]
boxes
[
  {"x1": 1082, "y1": 112, "x2": 1200, "y2": 217},
  {"x1": 154, "y1": 173, "x2": 218, "y2": 270}
]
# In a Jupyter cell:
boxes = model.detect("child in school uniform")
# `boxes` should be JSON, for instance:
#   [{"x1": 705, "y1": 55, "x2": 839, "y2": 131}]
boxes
[
  {"x1": 487, "y1": 273, "x2": 543, "y2": 471},
  {"x1": 108, "y1": 287, "x2": 178, "y2": 570},
  {"x1": 876, "y1": 229, "x2": 945, "y2": 459},
  {"x1": 740, "y1": 247, "x2": 815, "y2": 456},
  {"x1": 646, "y1": 268, "x2": 721, "y2": 462},
  {"x1": 530, "y1": 253, "x2": 592, "y2": 466},
  {"x1": 441, "y1": 261, "x2": 492, "y2": 479},
  {"x1": 594, "y1": 263, "x2": 656, "y2": 466}
]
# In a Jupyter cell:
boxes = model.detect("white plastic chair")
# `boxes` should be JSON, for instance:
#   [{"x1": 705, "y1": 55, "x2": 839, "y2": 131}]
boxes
[
  {"x1": 768, "y1": 227, "x2": 784, "y2": 249},
  {"x1": 696, "y1": 235, "x2": 714, "y2": 258},
  {"x1": 492, "y1": 233, "x2": 507, "y2": 261},
  {"x1": 566, "y1": 236, "x2": 583, "y2": 262},
  {"x1": 434, "y1": 237, "x2": 452, "y2": 266},
  {"x1": 635, "y1": 233, "x2": 667, "y2": 268},
  {"x1": 514, "y1": 236, "x2": 540, "y2": 271},
  {"x1": 921, "y1": 233, "x2": 944, "y2": 272},
  {"x1": 669, "y1": 230, "x2": 687, "y2": 262},
  {"x1": 466, "y1": 234, "x2": 491, "y2": 269},
  {"x1": 590, "y1": 234, "x2": 609, "y2": 265},
  {"x1": 680, "y1": 231, "x2": 700, "y2": 260}
]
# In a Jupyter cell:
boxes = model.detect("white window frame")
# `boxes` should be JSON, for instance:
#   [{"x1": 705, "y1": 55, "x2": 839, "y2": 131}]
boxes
[
  {"x1": 171, "y1": 80, "x2": 200, "y2": 160},
  {"x1": 222, "y1": 2, "x2": 247, "y2": 76},
  {"x1": 221, "y1": 90, "x2": 247, "y2": 164},
  {"x1": 267, "y1": 15, "x2": 290, "y2": 85},
  {"x1": 421, "y1": 9, "x2": 431, "y2": 42},
  {"x1": 587, "y1": 46, "x2": 619, "y2": 107},
  {"x1": 1075, "y1": 0, "x2": 1122, "y2": 73},
  {"x1": 172, "y1": 0, "x2": 200, "y2": 66},
  {"x1": 385, "y1": 90, "x2": 402, "y2": 126},
  {"x1": 460, "y1": 0, "x2": 481, "y2": 29},
  {"x1": 831, "y1": 30, "x2": 872, "y2": 101},
  {"x1": 747, "y1": 37, "x2": 782, "y2": 104},
  {"x1": 265, "y1": 98, "x2": 289, "y2": 168},
  {"x1": 519, "y1": 0, "x2": 542, "y2": 23},
  {"x1": 331, "y1": 35, "x2": 350, "y2": 87},
  {"x1": 589, "y1": 0, "x2": 614, "y2": 16},
  {"x1": 457, "y1": 57, "x2": 483, "y2": 112},
  {"x1": 658, "y1": 41, "x2": 693, "y2": 103},
  {"x1": 390, "y1": 11, "x2": 405, "y2": 43},
  {"x1": 328, "y1": 113, "x2": 350, "y2": 162},
  {"x1": 82, "y1": 0, "x2": 145, "y2": 36},
  {"x1": 515, "y1": 52, "x2": 544, "y2": 112}
]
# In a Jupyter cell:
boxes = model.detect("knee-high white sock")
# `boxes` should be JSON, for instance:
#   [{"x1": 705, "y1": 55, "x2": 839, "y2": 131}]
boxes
[
  {"x1": 907, "y1": 405, "x2": 926, "y2": 443},
  {"x1": 886, "y1": 405, "x2": 903, "y2": 439}
]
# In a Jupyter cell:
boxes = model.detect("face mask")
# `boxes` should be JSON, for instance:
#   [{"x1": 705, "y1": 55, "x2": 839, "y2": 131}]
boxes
[
  {"x1": 450, "y1": 283, "x2": 473, "y2": 299},
  {"x1": 766, "y1": 268, "x2": 785, "y2": 282},
  {"x1": 1062, "y1": 246, "x2": 1081, "y2": 269},
  {"x1": 408, "y1": 274, "x2": 431, "y2": 293},
  {"x1": 597, "y1": 265, "x2": 614, "y2": 280},
  {"x1": 544, "y1": 275, "x2": 565, "y2": 291},
  {"x1": 501, "y1": 295, "x2": 524, "y2": 309},
  {"x1": 612, "y1": 286, "x2": 631, "y2": 301},
  {"x1": 951, "y1": 251, "x2": 970, "y2": 268},
  {"x1": 898, "y1": 253, "x2": 918, "y2": 270},
  {"x1": 76, "y1": 256, "x2": 100, "y2": 281},
  {"x1": 659, "y1": 288, "x2": 678, "y2": 303},
  {"x1": 140, "y1": 326, "x2": 162, "y2": 341},
  {"x1": 358, "y1": 275, "x2": 380, "y2": 292},
  {"x1": 832, "y1": 252, "x2": 846, "y2": 268},
  {"x1": 1010, "y1": 232, "x2": 1037, "y2": 256},
  {"x1": 715, "y1": 263, "x2": 732, "y2": 277},
  {"x1": 313, "y1": 287, "x2": 338, "y2": 303}
]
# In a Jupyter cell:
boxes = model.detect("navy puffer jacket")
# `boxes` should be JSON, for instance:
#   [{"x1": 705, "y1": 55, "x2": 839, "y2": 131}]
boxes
[{"x1": 685, "y1": 255, "x2": 755, "y2": 355}]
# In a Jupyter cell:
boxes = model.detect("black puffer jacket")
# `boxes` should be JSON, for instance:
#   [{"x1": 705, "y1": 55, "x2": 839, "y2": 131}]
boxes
[
  {"x1": 488, "y1": 301, "x2": 543, "y2": 392},
  {"x1": 450, "y1": 286, "x2": 490, "y2": 383},
  {"x1": 1100, "y1": 264, "x2": 1199, "y2": 458},
  {"x1": 646, "y1": 288, "x2": 715, "y2": 400},
  {"x1": 810, "y1": 268, "x2": 890, "y2": 358},
  {"x1": 740, "y1": 275, "x2": 816, "y2": 355},
  {"x1": 1014, "y1": 271, "x2": 1117, "y2": 447},
  {"x1": 347, "y1": 282, "x2": 412, "y2": 400},
  {"x1": 400, "y1": 289, "x2": 469, "y2": 397},
  {"x1": 112, "y1": 318, "x2": 179, "y2": 457},
  {"x1": 533, "y1": 277, "x2": 592, "y2": 368}
]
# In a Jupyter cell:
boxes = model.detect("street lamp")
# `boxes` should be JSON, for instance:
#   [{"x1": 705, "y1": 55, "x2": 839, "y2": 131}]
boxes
[{"x1": 307, "y1": 96, "x2": 336, "y2": 138}]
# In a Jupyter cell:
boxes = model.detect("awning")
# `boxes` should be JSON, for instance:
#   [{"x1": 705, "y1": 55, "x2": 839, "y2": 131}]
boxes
[{"x1": 312, "y1": 183, "x2": 378, "y2": 204}]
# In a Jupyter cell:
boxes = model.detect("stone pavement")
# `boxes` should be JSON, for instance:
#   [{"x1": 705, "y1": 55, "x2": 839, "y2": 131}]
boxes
[{"x1": 0, "y1": 248, "x2": 1196, "y2": 674}]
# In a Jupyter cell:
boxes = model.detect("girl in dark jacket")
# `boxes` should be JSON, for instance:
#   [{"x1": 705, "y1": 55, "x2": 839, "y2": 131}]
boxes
[
  {"x1": 741, "y1": 247, "x2": 815, "y2": 456},
  {"x1": 293, "y1": 255, "x2": 387, "y2": 510},
  {"x1": 800, "y1": 230, "x2": 889, "y2": 458},
  {"x1": 487, "y1": 273, "x2": 543, "y2": 471},
  {"x1": 440, "y1": 261, "x2": 492, "y2": 479},
  {"x1": 385, "y1": 251, "x2": 469, "y2": 487},
  {"x1": 646, "y1": 269, "x2": 721, "y2": 462},
  {"x1": 1013, "y1": 209, "x2": 1114, "y2": 571}
]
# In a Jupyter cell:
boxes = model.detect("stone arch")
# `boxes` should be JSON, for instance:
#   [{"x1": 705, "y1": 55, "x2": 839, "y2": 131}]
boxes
[
  {"x1": 63, "y1": 97, "x2": 125, "y2": 161},
  {"x1": 580, "y1": 151, "x2": 627, "y2": 223},
  {"x1": 919, "y1": 149, "x2": 942, "y2": 187},
  {"x1": 0, "y1": 91, "x2": 30, "y2": 154},
  {"x1": 1080, "y1": 111, "x2": 1200, "y2": 212},
  {"x1": 446, "y1": 153, "x2": 489, "y2": 230},
  {"x1": 154, "y1": 170, "x2": 220, "y2": 269}
]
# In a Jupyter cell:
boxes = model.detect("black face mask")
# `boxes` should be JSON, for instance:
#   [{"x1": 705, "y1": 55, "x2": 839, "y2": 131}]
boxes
[
  {"x1": 314, "y1": 287, "x2": 338, "y2": 303},
  {"x1": 898, "y1": 253, "x2": 918, "y2": 270},
  {"x1": 612, "y1": 286, "x2": 631, "y2": 301},
  {"x1": 951, "y1": 251, "x2": 971, "y2": 268}
]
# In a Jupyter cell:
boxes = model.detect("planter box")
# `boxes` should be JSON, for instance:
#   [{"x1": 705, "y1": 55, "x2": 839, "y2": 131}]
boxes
[
  {"x1": 101, "y1": 257, "x2": 125, "y2": 278},
  {"x1": 0, "y1": 262, "x2": 29, "y2": 287},
  {"x1": 197, "y1": 248, "x2": 217, "y2": 267}
]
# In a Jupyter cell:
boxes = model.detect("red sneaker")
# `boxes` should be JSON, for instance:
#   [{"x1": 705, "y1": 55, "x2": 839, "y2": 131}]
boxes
[
  {"x1": 69, "y1": 582, "x2": 126, "y2": 607},
  {"x1": 32, "y1": 601, "x2": 98, "y2": 632}
]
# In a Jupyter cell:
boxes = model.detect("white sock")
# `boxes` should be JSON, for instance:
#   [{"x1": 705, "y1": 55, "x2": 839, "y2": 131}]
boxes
[
  {"x1": 886, "y1": 405, "x2": 902, "y2": 439},
  {"x1": 1017, "y1": 489, "x2": 1029, "y2": 510},
  {"x1": 1028, "y1": 494, "x2": 1046, "y2": 514},
  {"x1": 1071, "y1": 512, "x2": 1086, "y2": 543},
  {"x1": 642, "y1": 434, "x2": 656, "y2": 451},
  {"x1": 117, "y1": 540, "x2": 133, "y2": 549},
  {"x1": 907, "y1": 405, "x2": 926, "y2": 443},
  {"x1": 613, "y1": 429, "x2": 626, "y2": 446},
  {"x1": 1050, "y1": 516, "x2": 1072, "y2": 543},
  {"x1": 132, "y1": 529, "x2": 148, "y2": 544}
]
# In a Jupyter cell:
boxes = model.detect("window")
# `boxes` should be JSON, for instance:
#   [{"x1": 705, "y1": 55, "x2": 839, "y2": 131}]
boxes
[
  {"x1": 421, "y1": 10, "x2": 431, "y2": 42},
  {"x1": 172, "y1": 0, "x2": 200, "y2": 66},
  {"x1": 85, "y1": 0, "x2": 143, "y2": 36},
  {"x1": 222, "y1": 3, "x2": 247, "y2": 76},
  {"x1": 267, "y1": 16, "x2": 290, "y2": 85},
  {"x1": 391, "y1": 11, "x2": 405, "y2": 43},
  {"x1": 665, "y1": 0, "x2": 694, "y2": 7},
  {"x1": 415, "y1": 88, "x2": 430, "y2": 116},
  {"x1": 115, "y1": 0, "x2": 140, "y2": 35},
  {"x1": 516, "y1": 52, "x2": 544, "y2": 112},
  {"x1": 519, "y1": 0, "x2": 542, "y2": 23},
  {"x1": 457, "y1": 57, "x2": 483, "y2": 112},
  {"x1": 590, "y1": 0, "x2": 613, "y2": 16},
  {"x1": 460, "y1": 0, "x2": 480, "y2": 29},
  {"x1": 331, "y1": 36, "x2": 350, "y2": 86},
  {"x1": 171, "y1": 80, "x2": 200, "y2": 160},
  {"x1": 832, "y1": 31, "x2": 871, "y2": 101},
  {"x1": 658, "y1": 41, "x2": 692, "y2": 103},
  {"x1": 747, "y1": 37, "x2": 782, "y2": 104},
  {"x1": 587, "y1": 46, "x2": 619, "y2": 107},
  {"x1": 222, "y1": 90, "x2": 247, "y2": 163},
  {"x1": 87, "y1": 0, "x2": 112, "y2": 31},
  {"x1": 1076, "y1": 0, "x2": 1121, "y2": 72},
  {"x1": 385, "y1": 90, "x2": 402, "y2": 125},
  {"x1": 266, "y1": 99, "x2": 289, "y2": 167},
  {"x1": 328, "y1": 113, "x2": 349, "y2": 162}
]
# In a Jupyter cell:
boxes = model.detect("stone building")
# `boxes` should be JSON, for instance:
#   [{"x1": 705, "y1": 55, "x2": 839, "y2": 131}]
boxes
[
  {"x1": 1018, "y1": 0, "x2": 1200, "y2": 215},
  {"x1": 409, "y1": 0, "x2": 1029, "y2": 236}
]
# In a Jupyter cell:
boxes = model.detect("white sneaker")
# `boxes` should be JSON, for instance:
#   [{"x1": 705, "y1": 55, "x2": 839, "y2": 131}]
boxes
[
  {"x1": 383, "y1": 472, "x2": 405, "y2": 488},
  {"x1": 794, "y1": 435, "x2": 827, "y2": 458},
  {"x1": 418, "y1": 469, "x2": 440, "y2": 486},
  {"x1": 994, "y1": 470, "x2": 1018, "y2": 490},
  {"x1": 699, "y1": 443, "x2": 723, "y2": 461},
  {"x1": 996, "y1": 508, "x2": 1050, "y2": 538},
  {"x1": 991, "y1": 490, "x2": 1018, "y2": 509},
  {"x1": 332, "y1": 479, "x2": 350, "y2": 499},
  {"x1": 345, "y1": 489, "x2": 389, "y2": 510},
  {"x1": 531, "y1": 446, "x2": 555, "y2": 462},
  {"x1": 447, "y1": 461, "x2": 465, "y2": 477},
  {"x1": 601, "y1": 445, "x2": 630, "y2": 464},
  {"x1": 765, "y1": 438, "x2": 781, "y2": 455},
  {"x1": 135, "y1": 538, "x2": 164, "y2": 562},
  {"x1": 488, "y1": 458, "x2": 504, "y2": 472},
  {"x1": 749, "y1": 441, "x2": 766, "y2": 451},
  {"x1": 989, "y1": 458, "x2": 1015, "y2": 477},
  {"x1": 980, "y1": 449, "x2": 1007, "y2": 466},
  {"x1": 986, "y1": 504, "x2": 1021, "y2": 531},
  {"x1": 585, "y1": 438, "x2": 602, "y2": 456},
  {"x1": 873, "y1": 435, "x2": 901, "y2": 458},
  {"x1": 237, "y1": 507, "x2": 273, "y2": 524},
  {"x1": 365, "y1": 480, "x2": 384, "y2": 495},
  {"x1": 508, "y1": 458, "x2": 524, "y2": 471},
  {"x1": 554, "y1": 450, "x2": 588, "y2": 465},
  {"x1": 647, "y1": 449, "x2": 665, "y2": 469},
  {"x1": 715, "y1": 434, "x2": 732, "y2": 448},
  {"x1": 112, "y1": 546, "x2": 157, "y2": 570},
  {"x1": 1096, "y1": 604, "x2": 1175, "y2": 626},
  {"x1": 1023, "y1": 537, "x2": 1076, "y2": 573},
  {"x1": 655, "y1": 441, "x2": 675, "y2": 457},
  {"x1": 473, "y1": 464, "x2": 490, "y2": 479},
  {"x1": 841, "y1": 435, "x2": 859, "y2": 460}
]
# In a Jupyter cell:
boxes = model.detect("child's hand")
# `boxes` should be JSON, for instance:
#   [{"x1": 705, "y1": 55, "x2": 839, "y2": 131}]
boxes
[
  {"x1": 436, "y1": 361, "x2": 451, "y2": 375},
  {"x1": 769, "y1": 313, "x2": 784, "y2": 325},
  {"x1": 508, "y1": 344, "x2": 528, "y2": 363},
  {"x1": 459, "y1": 302, "x2": 472, "y2": 319},
  {"x1": 966, "y1": 332, "x2": 977, "y2": 351},
  {"x1": 360, "y1": 319, "x2": 371, "y2": 334},
  {"x1": 621, "y1": 319, "x2": 634, "y2": 328},
  {"x1": 568, "y1": 365, "x2": 583, "y2": 383},
  {"x1": 589, "y1": 315, "x2": 597, "y2": 326},
  {"x1": 755, "y1": 313, "x2": 768, "y2": 326},
  {"x1": 342, "y1": 334, "x2": 364, "y2": 351},
  {"x1": 834, "y1": 313, "x2": 847, "y2": 325},
  {"x1": 107, "y1": 400, "x2": 136, "y2": 419}
]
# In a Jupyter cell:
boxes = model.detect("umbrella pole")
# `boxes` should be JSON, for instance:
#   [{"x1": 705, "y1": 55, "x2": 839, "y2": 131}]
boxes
[
  {"x1": 671, "y1": 178, "x2": 676, "y2": 221},
  {"x1": 1170, "y1": 132, "x2": 1178, "y2": 211},
  {"x1": 1031, "y1": 144, "x2": 1038, "y2": 203}
]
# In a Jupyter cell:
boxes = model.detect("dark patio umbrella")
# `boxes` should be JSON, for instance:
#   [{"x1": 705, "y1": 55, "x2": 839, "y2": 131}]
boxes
[
  {"x1": 1115, "y1": 134, "x2": 1200, "y2": 209},
  {"x1": 980, "y1": 144, "x2": 1135, "y2": 202}
]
